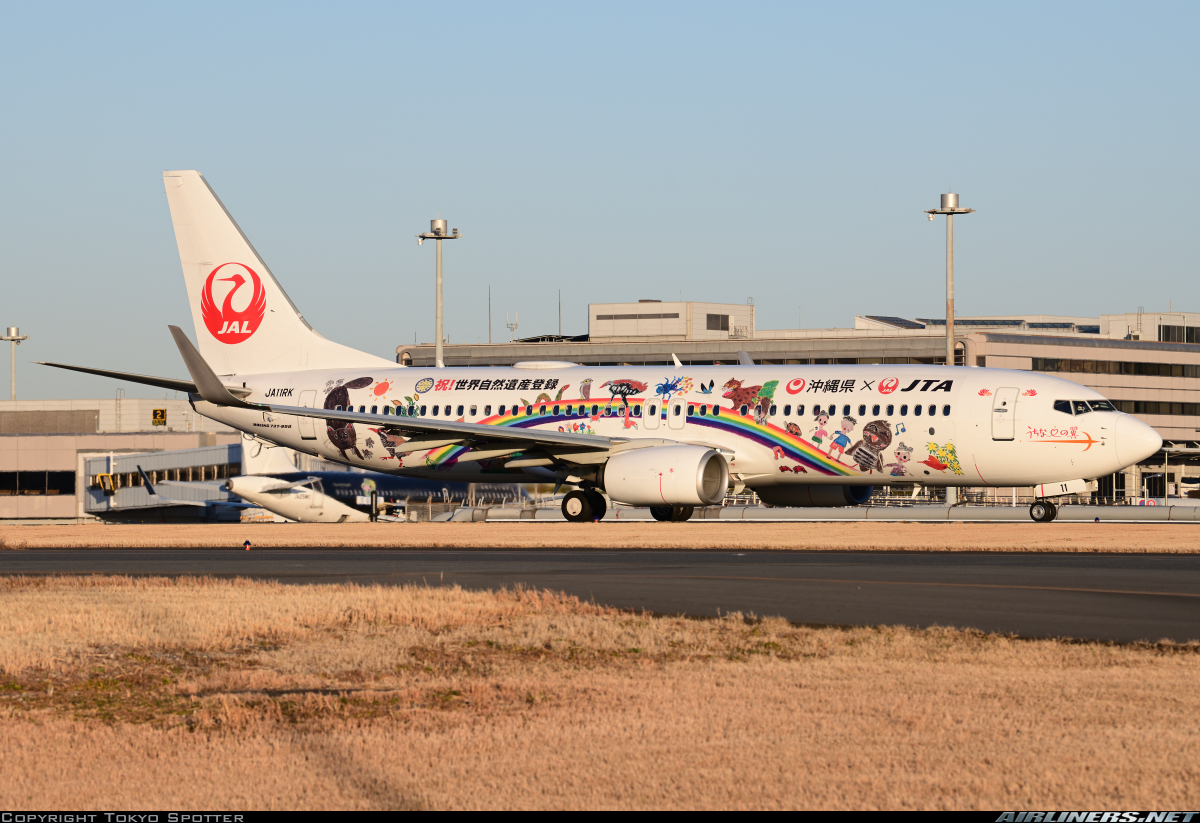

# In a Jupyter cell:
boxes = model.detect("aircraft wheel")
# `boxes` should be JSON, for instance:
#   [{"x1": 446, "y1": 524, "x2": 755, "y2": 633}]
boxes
[
  {"x1": 673, "y1": 506, "x2": 695, "y2": 522},
  {"x1": 1029, "y1": 500, "x2": 1058, "y2": 523},
  {"x1": 650, "y1": 505, "x2": 674, "y2": 522},
  {"x1": 585, "y1": 489, "x2": 608, "y2": 521},
  {"x1": 562, "y1": 490, "x2": 593, "y2": 523}
]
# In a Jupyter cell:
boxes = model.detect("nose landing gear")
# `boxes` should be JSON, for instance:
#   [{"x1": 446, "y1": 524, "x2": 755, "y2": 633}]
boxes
[{"x1": 1029, "y1": 499, "x2": 1058, "y2": 523}]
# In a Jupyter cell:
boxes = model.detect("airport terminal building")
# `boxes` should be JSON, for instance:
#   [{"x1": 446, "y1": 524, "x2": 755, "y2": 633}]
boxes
[{"x1": 397, "y1": 303, "x2": 1200, "y2": 500}]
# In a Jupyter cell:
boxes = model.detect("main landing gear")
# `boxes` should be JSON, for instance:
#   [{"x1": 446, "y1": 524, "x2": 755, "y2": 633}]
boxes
[
  {"x1": 1029, "y1": 499, "x2": 1058, "y2": 523},
  {"x1": 650, "y1": 505, "x2": 695, "y2": 522},
  {"x1": 562, "y1": 489, "x2": 608, "y2": 522}
]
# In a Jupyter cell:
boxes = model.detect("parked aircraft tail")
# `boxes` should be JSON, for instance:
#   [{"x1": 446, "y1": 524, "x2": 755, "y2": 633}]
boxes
[
  {"x1": 162, "y1": 171, "x2": 393, "y2": 376},
  {"x1": 241, "y1": 438, "x2": 303, "y2": 475}
]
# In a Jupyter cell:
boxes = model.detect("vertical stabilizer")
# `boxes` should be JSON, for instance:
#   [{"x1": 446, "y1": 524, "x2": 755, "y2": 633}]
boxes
[
  {"x1": 241, "y1": 438, "x2": 303, "y2": 475},
  {"x1": 162, "y1": 171, "x2": 393, "y2": 375}
]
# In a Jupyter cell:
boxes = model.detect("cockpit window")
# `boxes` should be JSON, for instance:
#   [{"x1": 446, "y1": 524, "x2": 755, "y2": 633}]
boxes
[
  {"x1": 1088, "y1": 400, "x2": 1116, "y2": 412},
  {"x1": 1053, "y1": 400, "x2": 1072, "y2": 415},
  {"x1": 1072, "y1": 400, "x2": 1091, "y2": 415}
]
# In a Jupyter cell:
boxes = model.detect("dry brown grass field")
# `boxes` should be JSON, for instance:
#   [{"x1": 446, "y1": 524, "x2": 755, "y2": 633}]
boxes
[
  {"x1": 1, "y1": 521, "x2": 1199, "y2": 552},
  {"x1": 0, "y1": 576, "x2": 1197, "y2": 809}
]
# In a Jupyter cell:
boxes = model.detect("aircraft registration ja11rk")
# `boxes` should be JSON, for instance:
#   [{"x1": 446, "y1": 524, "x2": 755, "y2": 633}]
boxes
[{"x1": 43, "y1": 171, "x2": 1163, "y2": 523}]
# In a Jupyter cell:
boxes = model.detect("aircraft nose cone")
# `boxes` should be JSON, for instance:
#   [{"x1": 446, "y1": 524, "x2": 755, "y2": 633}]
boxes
[{"x1": 1115, "y1": 414, "x2": 1162, "y2": 467}]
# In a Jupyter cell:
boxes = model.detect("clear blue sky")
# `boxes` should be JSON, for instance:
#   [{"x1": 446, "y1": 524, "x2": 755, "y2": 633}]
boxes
[{"x1": 1, "y1": 1, "x2": 1196, "y2": 398}]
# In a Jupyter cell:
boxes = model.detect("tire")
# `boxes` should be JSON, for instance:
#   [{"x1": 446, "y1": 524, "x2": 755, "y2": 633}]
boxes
[
  {"x1": 650, "y1": 506, "x2": 673, "y2": 522},
  {"x1": 1029, "y1": 500, "x2": 1057, "y2": 523},
  {"x1": 672, "y1": 506, "x2": 695, "y2": 522},
  {"x1": 585, "y1": 489, "x2": 608, "y2": 521},
  {"x1": 562, "y1": 490, "x2": 593, "y2": 523}
]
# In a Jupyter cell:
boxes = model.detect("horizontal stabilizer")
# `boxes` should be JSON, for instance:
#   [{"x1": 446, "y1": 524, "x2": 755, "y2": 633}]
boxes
[
  {"x1": 38, "y1": 361, "x2": 250, "y2": 397},
  {"x1": 168, "y1": 325, "x2": 260, "y2": 409}
]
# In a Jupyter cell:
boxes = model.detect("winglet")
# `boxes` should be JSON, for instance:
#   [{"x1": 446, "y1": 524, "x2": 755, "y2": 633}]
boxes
[
  {"x1": 136, "y1": 465, "x2": 157, "y2": 496},
  {"x1": 737, "y1": 350, "x2": 755, "y2": 366},
  {"x1": 168, "y1": 325, "x2": 260, "y2": 409},
  {"x1": 671, "y1": 353, "x2": 682, "y2": 368}
]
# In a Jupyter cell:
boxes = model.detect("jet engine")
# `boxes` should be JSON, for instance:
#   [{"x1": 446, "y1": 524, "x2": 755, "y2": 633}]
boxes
[
  {"x1": 601, "y1": 445, "x2": 729, "y2": 507},
  {"x1": 755, "y1": 485, "x2": 873, "y2": 507}
]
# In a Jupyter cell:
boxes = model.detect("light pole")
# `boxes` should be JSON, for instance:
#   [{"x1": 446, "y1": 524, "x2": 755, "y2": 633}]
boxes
[
  {"x1": 417, "y1": 218, "x2": 461, "y2": 368},
  {"x1": 925, "y1": 192, "x2": 975, "y2": 367},
  {"x1": 1, "y1": 327, "x2": 28, "y2": 401}
]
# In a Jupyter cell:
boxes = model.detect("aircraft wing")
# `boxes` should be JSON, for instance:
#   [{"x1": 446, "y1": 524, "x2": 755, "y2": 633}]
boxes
[
  {"x1": 39, "y1": 361, "x2": 252, "y2": 398},
  {"x1": 137, "y1": 465, "x2": 256, "y2": 508}
]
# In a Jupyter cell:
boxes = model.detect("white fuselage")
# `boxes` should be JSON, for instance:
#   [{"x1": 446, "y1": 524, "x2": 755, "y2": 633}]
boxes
[{"x1": 193, "y1": 364, "x2": 1161, "y2": 489}]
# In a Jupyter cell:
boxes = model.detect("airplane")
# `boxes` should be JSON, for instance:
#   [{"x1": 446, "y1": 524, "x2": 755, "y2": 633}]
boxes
[
  {"x1": 41, "y1": 171, "x2": 1163, "y2": 524},
  {"x1": 137, "y1": 439, "x2": 527, "y2": 523}
]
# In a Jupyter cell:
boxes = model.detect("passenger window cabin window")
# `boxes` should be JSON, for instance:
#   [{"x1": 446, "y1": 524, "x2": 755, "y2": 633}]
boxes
[
  {"x1": 843, "y1": 405, "x2": 850, "y2": 416},
  {"x1": 419, "y1": 405, "x2": 427, "y2": 416},
  {"x1": 1072, "y1": 400, "x2": 1091, "y2": 415},
  {"x1": 769, "y1": 404, "x2": 776, "y2": 416},
  {"x1": 432, "y1": 405, "x2": 439, "y2": 416},
  {"x1": 591, "y1": 404, "x2": 599, "y2": 416},
  {"x1": 688, "y1": 404, "x2": 695, "y2": 416},
  {"x1": 872, "y1": 404, "x2": 880, "y2": 416},
  {"x1": 633, "y1": 405, "x2": 641, "y2": 417},
  {"x1": 382, "y1": 406, "x2": 391, "y2": 415},
  {"x1": 900, "y1": 405, "x2": 908, "y2": 416},
  {"x1": 370, "y1": 405, "x2": 378, "y2": 415},
  {"x1": 858, "y1": 404, "x2": 866, "y2": 417},
  {"x1": 539, "y1": 405, "x2": 547, "y2": 416},
  {"x1": 553, "y1": 405, "x2": 560, "y2": 415},
  {"x1": 943, "y1": 405, "x2": 951, "y2": 416},
  {"x1": 914, "y1": 405, "x2": 922, "y2": 416},
  {"x1": 928, "y1": 405, "x2": 936, "y2": 416},
  {"x1": 784, "y1": 404, "x2": 792, "y2": 416},
  {"x1": 526, "y1": 405, "x2": 533, "y2": 416},
  {"x1": 565, "y1": 405, "x2": 573, "y2": 415},
  {"x1": 359, "y1": 406, "x2": 366, "y2": 413},
  {"x1": 470, "y1": 405, "x2": 477, "y2": 417},
  {"x1": 408, "y1": 405, "x2": 416, "y2": 416},
  {"x1": 673, "y1": 404, "x2": 682, "y2": 416},
  {"x1": 484, "y1": 405, "x2": 492, "y2": 416},
  {"x1": 648, "y1": 404, "x2": 657, "y2": 417},
  {"x1": 456, "y1": 405, "x2": 464, "y2": 417},
  {"x1": 795, "y1": 404, "x2": 804, "y2": 416},
  {"x1": 713, "y1": 405, "x2": 720, "y2": 416},
  {"x1": 335, "y1": 405, "x2": 343, "y2": 411},
  {"x1": 886, "y1": 404, "x2": 894, "y2": 416},
  {"x1": 498, "y1": 405, "x2": 506, "y2": 416},
  {"x1": 740, "y1": 404, "x2": 749, "y2": 416},
  {"x1": 443, "y1": 405, "x2": 450, "y2": 416}
]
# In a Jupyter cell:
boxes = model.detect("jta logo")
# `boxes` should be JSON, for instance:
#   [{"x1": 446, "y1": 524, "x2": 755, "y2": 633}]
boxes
[
  {"x1": 785, "y1": 378, "x2": 806, "y2": 394},
  {"x1": 414, "y1": 378, "x2": 434, "y2": 394},
  {"x1": 201, "y1": 263, "x2": 266, "y2": 344},
  {"x1": 878, "y1": 377, "x2": 900, "y2": 394}
]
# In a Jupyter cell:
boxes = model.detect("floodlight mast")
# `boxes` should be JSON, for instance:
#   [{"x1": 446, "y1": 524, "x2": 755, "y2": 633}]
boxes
[
  {"x1": 417, "y1": 219, "x2": 462, "y2": 368},
  {"x1": 1, "y1": 326, "x2": 28, "y2": 401},
  {"x1": 925, "y1": 193, "x2": 975, "y2": 368}
]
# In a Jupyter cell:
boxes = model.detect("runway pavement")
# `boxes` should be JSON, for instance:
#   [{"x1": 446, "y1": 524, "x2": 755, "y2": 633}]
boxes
[{"x1": 3, "y1": 549, "x2": 1199, "y2": 643}]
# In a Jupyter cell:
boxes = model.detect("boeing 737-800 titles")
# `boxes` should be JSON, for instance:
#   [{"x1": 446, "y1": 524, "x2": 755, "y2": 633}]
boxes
[{"x1": 42, "y1": 171, "x2": 1162, "y2": 523}]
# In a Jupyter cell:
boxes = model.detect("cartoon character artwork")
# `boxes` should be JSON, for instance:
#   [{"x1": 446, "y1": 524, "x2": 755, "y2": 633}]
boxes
[
  {"x1": 810, "y1": 408, "x2": 831, "y2": 451},
  {"x1": 722, "y1": 378, "x2": 763, "y2": 413},
  {"x1": 579, "y1": 378, "x2": 592, "y2": 400},
  {"x1": 829, "y1": 416, "x2": 857, "y2": 462},
  {"x1": 752, "y1": 380, "x2": 780, "y2": 424},
  {"x1": 554, "y1": 383, "x2": 570, "y2": 401},
  {"x1": 846, "y1": 420, "x2": 893, "y2": 473},
  {"x1": 923, "y1": 442, "x2": 964, "y2": 475},
  {"x1": 778, "y1": 463, "x2": 808, "y2": 474},
  {"x1": 324, "y1": 377, "x2": 373, "y2": 459},
  {"x1": 785, "y1": 421, "x2": 803, "y2": 438},
  {"x1": 977, "y1": 389, "x2": 993, "y2": 397},
  {"x1": 883, "y1": 442, "x2": 913, "y2": 476},
  {"x1": 369, "y1": 427, "x2": 409, "y2": 464},
  {"x1": 697, "y1": 379, "x2": 716, "y2": 394},
  {"x1": 600, "y1": 379, "x2": 649, "y2": 410},
  {"x1": 1022, "y1": 389, "x2": 1038, "y2": 397}
]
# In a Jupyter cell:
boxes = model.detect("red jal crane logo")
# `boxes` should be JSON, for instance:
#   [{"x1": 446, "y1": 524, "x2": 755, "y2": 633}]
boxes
[{"x1": 201, "y1": 263, "x2": 266, "y2": 344}]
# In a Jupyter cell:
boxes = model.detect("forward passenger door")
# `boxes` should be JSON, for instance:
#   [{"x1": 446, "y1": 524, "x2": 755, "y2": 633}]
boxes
[{"x1": 991, "y1": 387, "x2": 1019, "y2": 441}]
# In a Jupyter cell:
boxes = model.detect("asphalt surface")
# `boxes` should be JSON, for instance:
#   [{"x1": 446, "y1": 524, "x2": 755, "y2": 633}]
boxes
[{"x1": 4, "y1": 549, "x2": 1199, "y2": 643}]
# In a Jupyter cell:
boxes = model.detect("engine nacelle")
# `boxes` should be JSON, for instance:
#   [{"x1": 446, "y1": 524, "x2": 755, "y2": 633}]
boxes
[
  {"x1": 601, "y1": 445, "x2": 729, "y2": 507},
  {"x1": 756, "y1": 485, "x2": 873, "y2": 507}
]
